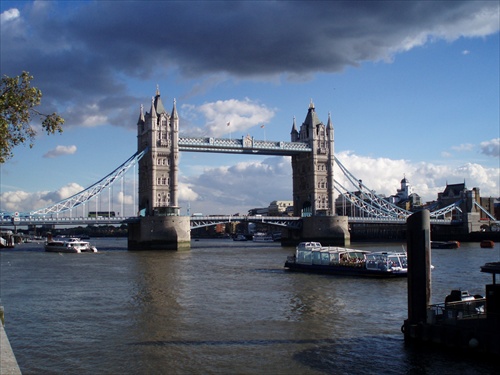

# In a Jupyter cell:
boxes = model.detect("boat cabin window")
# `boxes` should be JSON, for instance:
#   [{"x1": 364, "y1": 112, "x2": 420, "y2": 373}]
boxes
[
  {"x1": 348, "y1": 252, "x2": 365, "y2": 260},
  {"x1": 388, "y1": 255, "x2": 407, "y2": 268},
  {"x1": 329, "y1": 252, "x2": 339, "y2": 264},
  {"x1": 297, "y1": 249, "x2": 312, "y2": 264},
  {"x1": 312, "y1": 251, "x2": 322, "y2": 265},
  {"x1": 321, "y1": 252, "x2": 330, "y2": 265},
  {"x1": 365, "y1": 253, "x2": 389, "y2": 271}
]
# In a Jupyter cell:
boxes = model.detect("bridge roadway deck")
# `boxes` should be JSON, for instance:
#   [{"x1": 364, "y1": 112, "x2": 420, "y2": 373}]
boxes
[{"x1": 0, "y1": 215, "x2": 453, "y2": 227}]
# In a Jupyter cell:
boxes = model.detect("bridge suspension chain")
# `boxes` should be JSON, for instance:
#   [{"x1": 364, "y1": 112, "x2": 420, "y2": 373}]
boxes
[
  {"x1": 334, "y1": 180, "x2": 403, "y2": 218},
  {"x1": 25, "y1": 149, "x2": 147, "y2": 217},
  {"x1": 334, "y1": 156, "x2": 468, "y2": 220},
  {"x1": 334, "y1": 156, "x2": 412, "y2": 219}
]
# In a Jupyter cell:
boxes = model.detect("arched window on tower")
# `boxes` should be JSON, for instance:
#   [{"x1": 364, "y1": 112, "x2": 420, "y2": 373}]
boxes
[{"x1": 162, "y1": 118, "x2": 168, "y2": 139}]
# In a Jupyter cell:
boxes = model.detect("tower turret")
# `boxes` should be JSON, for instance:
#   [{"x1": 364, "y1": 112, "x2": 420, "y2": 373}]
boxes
[
  {"x1": 290, "y1": 116, "x2": 299, "y2": 142},
  {"x1": 170, "y1": 99, "x2": 179, "y2": 209}
]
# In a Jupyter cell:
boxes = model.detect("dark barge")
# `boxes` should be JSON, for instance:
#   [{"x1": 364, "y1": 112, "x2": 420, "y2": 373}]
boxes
[{"x1": 402, "y1": 210, "x2": 500, "y2": 357}]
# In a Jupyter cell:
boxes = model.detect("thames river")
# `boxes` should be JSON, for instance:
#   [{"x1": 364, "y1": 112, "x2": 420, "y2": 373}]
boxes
[{"x1": 1, "y1": 238, "x2": 499, "y2": 374}]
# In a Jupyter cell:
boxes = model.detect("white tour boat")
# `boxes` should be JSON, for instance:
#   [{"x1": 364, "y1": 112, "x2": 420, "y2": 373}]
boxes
[
  {"x1": 44, "y1": 237, "x2": 98, "y2": 253},
  {"x1": 284, "y1": 241, "x2": 407, "y2": 278},
  {"x1": 252, "y1": 233, "x2": 274, "y2": 242}
]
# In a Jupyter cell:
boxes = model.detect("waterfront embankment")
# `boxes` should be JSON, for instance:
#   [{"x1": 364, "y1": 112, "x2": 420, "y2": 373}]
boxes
[{"x1": 1, "y1": 308, "x2": 22, "y2": 375}]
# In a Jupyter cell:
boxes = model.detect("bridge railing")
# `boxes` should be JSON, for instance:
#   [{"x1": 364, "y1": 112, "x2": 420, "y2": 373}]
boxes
[{"x1": 0, "y1": 216, "x2": 129, "y2": 226}]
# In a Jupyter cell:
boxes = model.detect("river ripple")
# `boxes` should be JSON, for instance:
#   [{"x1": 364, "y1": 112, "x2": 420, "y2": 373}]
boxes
[{"x1": 1, "y1": 239, "x2": 499, "y2": 374}]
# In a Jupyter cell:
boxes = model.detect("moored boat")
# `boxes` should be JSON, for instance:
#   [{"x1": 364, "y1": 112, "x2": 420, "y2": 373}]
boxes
[
  {"x1": 480, "y1": 240, "x2": 495, "y2": 248},
  {"x1": 284, "y1": 242, "x2": 407, "y2": 278},
  {"x1": 233, "y1": 234, "x2": 248, "y2": 241},
  {"x1": 0, "y1": 230, "x2": 15, "y2": 248},
  {"x1": 44, "y1": 238, "x2": 98, "y2": 253},
  {"x1": 431, "y1": 240, "x2": 460, "y2": 249}
]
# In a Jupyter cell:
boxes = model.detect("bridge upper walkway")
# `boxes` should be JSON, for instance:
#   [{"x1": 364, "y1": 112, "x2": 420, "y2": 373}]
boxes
[{"x1": 178, "y1": 136, "x2": 311, "y2": 155}]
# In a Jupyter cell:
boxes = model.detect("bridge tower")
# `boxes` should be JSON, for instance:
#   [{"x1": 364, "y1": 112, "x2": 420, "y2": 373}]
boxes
[
  {"x1": 291, "y1": 100, "x2": 335, "y2": 216},
  {"x1": 128, "y1": 87, "x2": 190, "y2": 250},
  {"x1": 288, "y1": 101, "x2": 350, "y2": 246},
  {"x1": 137, "y1": 87, "x2": 179, "y2": 216}
]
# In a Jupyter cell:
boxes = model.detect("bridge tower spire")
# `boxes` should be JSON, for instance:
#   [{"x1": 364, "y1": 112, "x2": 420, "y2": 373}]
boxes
[
  {"x1": 327, "y1": 112, "x2": 335, "y2": 214},
  {"x1": 290, "y1": 116, "x2": 299, "y2": 142},
  {"x1": 170, "y1": 98, "x2": 179, "y2": 209}
]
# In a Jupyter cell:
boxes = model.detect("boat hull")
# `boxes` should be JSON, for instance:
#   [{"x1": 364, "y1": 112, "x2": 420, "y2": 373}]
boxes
[
  {"x1": 480, "y1": 240, "x2": 495, "y2": 248},
  {"x1": 233, "y1": 235, "x2": 248, "y2": 241},
  {"x1": 284, "y1": 261, "x2": 407, "y2": 278},
  {"x1": 431, "y1": 241, "x2": 460, "y2": 249},
  {"x1": 45, "y1": 246, "x2": 82, "y2": 253}
]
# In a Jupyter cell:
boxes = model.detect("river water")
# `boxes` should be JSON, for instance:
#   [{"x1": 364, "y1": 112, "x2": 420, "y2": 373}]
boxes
[{"x1": 1, "y1": 238, "x2": 499, "y2": 374}]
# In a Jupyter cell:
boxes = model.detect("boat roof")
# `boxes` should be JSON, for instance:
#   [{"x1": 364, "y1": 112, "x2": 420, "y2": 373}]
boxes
[
  {"x1": 481, "y1": 262, "x2": 500, "y2": 275},
  {"x1": 319, "y1": 247, "x2": 369, "y2": 253},
  {"x1": 368, "y1": 251, "x2": 407, "y2": 256},
  {"x1": 297, "y1": 242, "x2": 322, "y2": 247}
]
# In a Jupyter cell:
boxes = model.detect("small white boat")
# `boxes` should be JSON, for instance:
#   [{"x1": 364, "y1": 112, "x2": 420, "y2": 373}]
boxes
[
  {"x1": 252, "y1": 233, "x2": 274, "y2": 242},
  {"x1": 45, "y1": 238, "x2": 97, "y2": 253}
]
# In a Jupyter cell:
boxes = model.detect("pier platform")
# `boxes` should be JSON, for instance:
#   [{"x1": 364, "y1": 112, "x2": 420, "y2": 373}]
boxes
[{"x1": 403, "y1": 208, "x2": 500, "y2": 358}]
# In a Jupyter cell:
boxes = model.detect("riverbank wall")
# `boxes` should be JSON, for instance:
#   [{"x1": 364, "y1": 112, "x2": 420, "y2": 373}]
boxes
[{"x1": 1, "y1": 307, "x2": 22, "y2": 375}]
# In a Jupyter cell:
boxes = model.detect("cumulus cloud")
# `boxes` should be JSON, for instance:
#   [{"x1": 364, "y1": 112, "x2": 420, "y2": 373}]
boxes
[
  {"x1": 334, "y1": 151, "x2": 499, "y2": 202},
  {"x1": 451, "y1": 143, "x2": 475, "y2": 152},
  {"x1": 181, "y1": 150, "x2": 499, "y2": 214},
  {"x1": 0, "y1": 1, "x2": 497, "y2": 129},
  {"x1": 117, "y1": 191, "x2": 134, "y2": 206},
  {"x1": 182, "y1": 98, "x2": 275, "y2": 137},
  {"x1": 0, "y1": 8, "x2": 20, "y2": 23},
  {"x1": 180, "y1": 156, "x2": 293, "y2": 214},
  {"x1": 480, "y1": 138, "x2": 500, "y2": 157},
  {"x1": 39, "y1": 182, "x2": 84, "y2": 203},
  {"x1": 0, "y1": 182, "x2": 84, "y2": 214},
  {"x1": 43, "y1": 145, "x2": 77, "y2": 158},
  {"x1": 178, "y1": 182, "x2": 199, "y2": 202}
]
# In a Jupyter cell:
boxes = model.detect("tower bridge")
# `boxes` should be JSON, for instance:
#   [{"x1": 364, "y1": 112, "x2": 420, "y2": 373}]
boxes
[{"x1": 2, "y1": 88, "x2": 495, "y2": 249}]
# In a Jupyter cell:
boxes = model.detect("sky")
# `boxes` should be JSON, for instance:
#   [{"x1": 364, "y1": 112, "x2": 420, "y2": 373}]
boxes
[{"x1": 0, "y1": 0, "x2": 499, "y2": 217}]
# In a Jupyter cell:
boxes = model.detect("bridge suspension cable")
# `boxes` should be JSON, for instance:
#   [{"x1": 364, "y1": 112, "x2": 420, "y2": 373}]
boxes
[
  {"x1": 24, "y1": 149, "x2": 147, "y2": 217},
  {"x1": 334, "y1": 179, "x2": 403, "y2": 218},
  {"x1": 334, "y1": 156, "x2": 412, "y2": 219},
  {"x1": 334, "y1": 156, "x2": 464, "y2": 220}
]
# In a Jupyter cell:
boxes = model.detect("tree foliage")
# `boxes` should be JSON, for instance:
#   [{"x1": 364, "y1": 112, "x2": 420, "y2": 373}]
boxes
[{"x1": 0, "y1": 71, "x2": 64, "y2": 163}]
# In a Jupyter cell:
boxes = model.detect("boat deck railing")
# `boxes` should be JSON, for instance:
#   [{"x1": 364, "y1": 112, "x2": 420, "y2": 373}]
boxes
[{"x1": 428, "y1": 299, "x2": 487, "y2": 324}]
